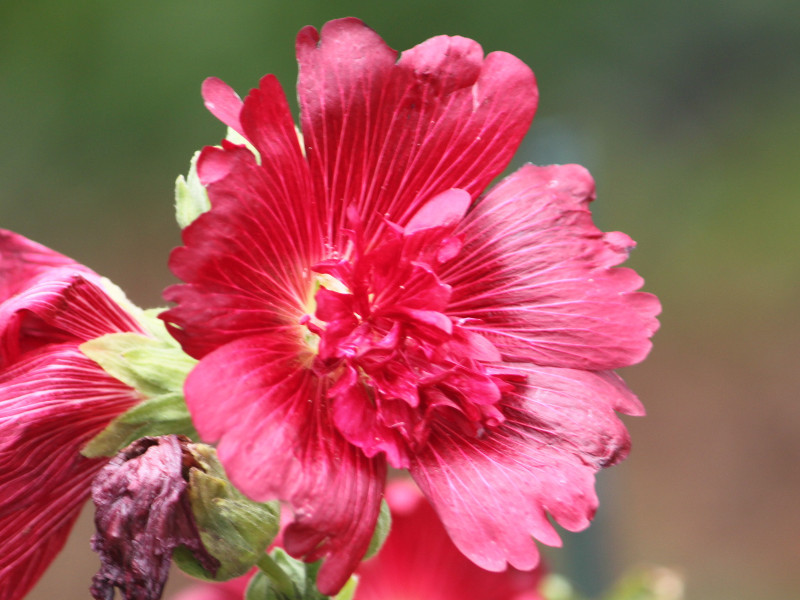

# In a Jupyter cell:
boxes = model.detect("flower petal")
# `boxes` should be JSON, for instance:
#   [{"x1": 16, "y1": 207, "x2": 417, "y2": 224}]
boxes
[
  {"x1": 0, "y1": 464, "x2": 96, "y2": 600},
  {"x1": 0, "y1": 346, "x2": 141, "y2": 600},
  {"x1": 163, "y1": 75, "x2": 320, "y2": 359},
  {"x1": 1, "y1": 272, "x2": 143, "y2": 364},
  {"x1": 184, "y1": 336, "x2": 386, "y2": 595},
  {"x1": 409, "y1": 364, "x2": 640, "y2": 572},
  {"x1": 0, "y1": 229, "x2": 84, "y2": 304},
  {"x1": 202, "y1": 77, "x2": 244, "y2": 137},
  {"x1": 296, "y1": 18, "x2": 537, "y2": 248},
  {"x1": 443, "y1": 164, "x2": 661, "y2": 370}
]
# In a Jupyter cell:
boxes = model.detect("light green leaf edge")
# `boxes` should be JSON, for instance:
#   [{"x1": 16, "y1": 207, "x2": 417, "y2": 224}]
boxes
[
  {"x1": 175, "y1": 151, "x2": 210, "y2": 229},
  {"x1": 79, "y1": 332, "x2": 198, "y2": 458},
  {"x1": 364, "y1": 499, "x2": 391, "y2": 560}
]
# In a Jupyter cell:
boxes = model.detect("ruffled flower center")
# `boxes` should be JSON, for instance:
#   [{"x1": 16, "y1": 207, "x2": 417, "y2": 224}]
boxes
[{"x1": 300, "y1": 200, "x2": 508, "y2": 469}]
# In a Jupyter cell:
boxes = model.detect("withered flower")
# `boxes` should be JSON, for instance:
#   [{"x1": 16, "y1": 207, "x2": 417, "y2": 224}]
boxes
[{"x1": 90, "y1": 435, "x2": 219, "y2": 600}]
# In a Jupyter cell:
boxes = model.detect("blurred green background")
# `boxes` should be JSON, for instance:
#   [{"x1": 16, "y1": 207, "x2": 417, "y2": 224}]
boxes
[{"x1": 2, "y1": 1, "x2": 798, "y2": 599}]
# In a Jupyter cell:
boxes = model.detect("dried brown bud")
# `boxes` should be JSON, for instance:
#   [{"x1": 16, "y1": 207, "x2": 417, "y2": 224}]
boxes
[{"x1": 90, "y1": 435, "x2": 220, "y2": 600}]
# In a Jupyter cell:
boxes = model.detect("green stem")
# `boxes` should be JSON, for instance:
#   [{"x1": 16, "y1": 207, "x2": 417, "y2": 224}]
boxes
[{"x1": 256, "y1": 552, "x2": 296, "y2": 598}]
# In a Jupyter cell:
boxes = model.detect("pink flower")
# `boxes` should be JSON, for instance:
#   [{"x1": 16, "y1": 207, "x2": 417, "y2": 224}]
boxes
[
  {"x1": 162, "y1": 18, "x2": 660, "y2": 595},
  {"x1": 356, "y1": 479, "x2": 545, "y2": 600},
  {"x1": 0, "y1": 230, "x2": 146, "y2": 600}
]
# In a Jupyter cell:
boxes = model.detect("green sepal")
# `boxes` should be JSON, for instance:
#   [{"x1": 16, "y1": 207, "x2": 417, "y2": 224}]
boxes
[
  {"x1": 173, "y1": 444, "x2": 281, "y2": 581},
  {"x1": 363, "y1": 499, "x2": 391, "y2": 560},
  {"x1": 175, "y1": 151, "x2": 211, "y2": 229},
  {"x1": 79, "y1": 331, "x2": 198, "y2": 458},
  {"x1": 245, "y1": 549, "x2": 359, "y2": 600}
]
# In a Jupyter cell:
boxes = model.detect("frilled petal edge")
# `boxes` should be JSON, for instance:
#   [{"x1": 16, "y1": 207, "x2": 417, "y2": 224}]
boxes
[
  {"x1": 296, "y1": 17, "x2": 537, "y2": 249},
  {"x1": 443, "y1": 164, "x2": 660, "y2": 370},
  {"x1": 409, "y1": 363, "x2": 640, "y2": 572},
  {"x1": 163, "y1": 74, "x2": 319, "y2": 359}
]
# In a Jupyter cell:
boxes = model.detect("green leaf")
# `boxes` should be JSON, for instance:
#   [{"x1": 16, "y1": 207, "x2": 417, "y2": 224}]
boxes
[
  {"x1": 79, "y1": 332, "x2": 199, "y2": 458},
  {"x1": 80, "y1": 332, "x2": 196, "y2": 395},
  {"x1": 363, "y1": 499, "x2": 391, "y2": 560}
]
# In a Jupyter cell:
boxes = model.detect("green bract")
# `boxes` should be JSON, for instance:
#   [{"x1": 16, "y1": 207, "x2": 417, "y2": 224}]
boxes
[
  {"x1": 173, "y1": 444, "x2": 281, "y2": 581},
  {"x1": 175, "y1": 151, "x2": 211, "y2": 229},
  {"x1": 245, "y1": 550, "x2": 358, "y2": 600}
]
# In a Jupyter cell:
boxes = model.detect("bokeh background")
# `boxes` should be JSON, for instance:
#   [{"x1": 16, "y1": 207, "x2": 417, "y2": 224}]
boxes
[{"x1": 2, "y1": 1, "x2": 798, "y2": 599}]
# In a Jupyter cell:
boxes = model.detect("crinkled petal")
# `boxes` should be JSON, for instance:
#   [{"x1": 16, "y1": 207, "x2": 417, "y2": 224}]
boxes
[
  {"x1": 409, "y1": 364, "x2": 640, "y2": 572},
  {"x1": 0, "y1": 346, "x2": 141, "y2": 600},
  {"x1": 184, "y1": 336, "x2": 386, "y2": 594},
  {"x1": 163, "y1": 75, "x2": 320, "y2": 359},
  {"x1": 296, "y1": 18, "x2": 537, "y2": 249},
  {"x1": 443, "y1": 164, "x2": 660, "y2": 370}
]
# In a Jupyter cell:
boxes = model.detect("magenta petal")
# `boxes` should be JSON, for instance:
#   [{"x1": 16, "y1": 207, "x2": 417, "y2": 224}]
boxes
[
  {"x1": 1, "y1": 271, "x2": 144, "y2": 364},
  {"x1": 410, "y1": 364, "x2": 640, "y2": 572},
  {"x1": 184, "y1": 336, "x2": 386, "y2": 595},
  {"x1": 296, "y1": 18, "x2": 537, "y2": 249},
  {"x1": 0, "y1": 229, "x2": 84, "y2": 303},
  {"x1": 404, "y1": 188, "x2": 471, "y2": 234},
  {"x1": 0, "y1": 465, "x2": 96, "y2": 600},
  {"x1": 202, "y1": 77, "x2": 245, "y2": 137},
  {"x1": 162, "y1": 89, "x2": 320, "y2": 357},
  {"x1": 444, "y1": 164, "x2": 661, "y2": 370},
  {"x1": 0, "y1": 346, "x2": 141, "y2": 600}
]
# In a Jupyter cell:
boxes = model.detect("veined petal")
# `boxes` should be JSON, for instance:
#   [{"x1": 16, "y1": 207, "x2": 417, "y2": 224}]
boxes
[
  {"x1": 409, "y1": 364, "x2": 640, "y2": 572},
  {"x1": 0, "y1": 346, "x2": 141, "y2": 600},
  {"x1": 184, "y1": 336, "x2": 386, "y2": 595},
  {"x1": 296, "y1": 18, "x2": 537, "y2": 249},
  {"x1": 443, "y1": 164, "x2": 661, "y2": 370},
  {"x1": 0, "y1": 465, "x2": 97, "y2": 600},
  {"x1": 163, "y1": 78, "x2": 320, "y2": 359},
  {"x1": 0, "y1": 229, "x2": 85, "y2": 303},
  {"x1": 1, "y1": 272, "x2": 144, "y2": 364}
]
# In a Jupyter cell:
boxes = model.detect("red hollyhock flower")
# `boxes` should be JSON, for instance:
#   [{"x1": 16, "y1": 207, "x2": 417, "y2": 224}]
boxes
[
  {"x1": 0, "y1": 230, "x2": 146, "y2": 600},
  {"x1": 162, "y1": 17, "x2": 660, "y2": 595}
]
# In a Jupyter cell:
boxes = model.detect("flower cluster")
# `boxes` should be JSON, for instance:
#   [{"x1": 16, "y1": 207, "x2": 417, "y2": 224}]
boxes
[{"x1": 0, "y1": 17, "x2": 659, "y2": 600}]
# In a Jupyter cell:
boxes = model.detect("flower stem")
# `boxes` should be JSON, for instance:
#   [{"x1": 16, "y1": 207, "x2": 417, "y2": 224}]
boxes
[{"x1": 256, "y1": 552, "x2": 296, "y2": 598}]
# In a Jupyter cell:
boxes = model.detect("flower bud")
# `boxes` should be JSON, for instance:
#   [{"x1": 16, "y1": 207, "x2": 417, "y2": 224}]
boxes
[
  {"x1": 90, "y1": 435, "x2": 219, "y2": 600},
  {"x1": 173, "y1": 442, "x2": 281, "y2": 581}
]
